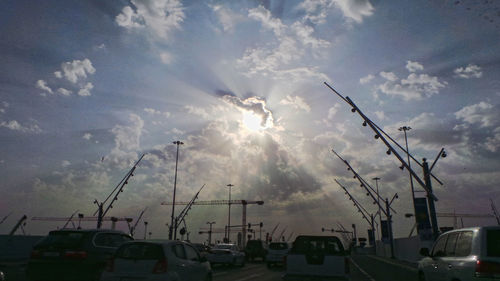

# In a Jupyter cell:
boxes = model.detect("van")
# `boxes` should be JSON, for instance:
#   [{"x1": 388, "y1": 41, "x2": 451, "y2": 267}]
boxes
[{"x1": 418, "y1": 226, "x2": 500, "y2": 281}]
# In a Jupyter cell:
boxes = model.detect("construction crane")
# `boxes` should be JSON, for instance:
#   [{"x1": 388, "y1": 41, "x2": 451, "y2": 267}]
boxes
[
  {"x1": 130, "y1": 207, "x2": 147, "y2": 237},
  {"x1": 32, "y1": 216, "x2": 133, "y2": 230},
  {"x1": 9, "y1": 215, "x2": 27, "y2": 236},
  {"x1": 436, "y1": 212, "x2": 497, "y2": 228},
  {"x1": 491, "y1": 199, "x2": 500, "y2": 225},
  {"x1": 162, "y1": 199, "x2": 264, "y2": 247}
]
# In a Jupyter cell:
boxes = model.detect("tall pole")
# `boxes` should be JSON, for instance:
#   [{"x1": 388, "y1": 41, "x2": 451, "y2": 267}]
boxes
[
  {"x1": 372, "y1": 177, "x2": 381, "y2": 240},
  {"x1": 226, "y1": 184, "x2": 234, "y2": 242},
  {"x1": 169, "y1": 141, "x2": 183, "y2": 240},
  {"x1": 144, "y1": 221, "x2": 148, "y2": 240},
  {"x1": 207, "y1": 221, "x2": 215, "y2": 245},
  {"x1": 399, "y1": 126, "x2": 418, "y2": 227},
  {"x1": 423, "y1": 158, "x2": 439, "y2": 239},
  {"x1": 386, "y1": 198, "x2": 395, "y2": 258}
]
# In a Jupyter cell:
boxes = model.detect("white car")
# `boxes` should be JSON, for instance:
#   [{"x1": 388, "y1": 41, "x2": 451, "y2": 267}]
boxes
[
  {"x1": 418, "y1": 226, "x2": 500, "y2": 281},
  {"x1": 266, "y1": 242, "x2": 289, "y2": 267},
  {"x1": 283, "y1": 235, "x2": 350, "y2": 280},
  {"x1": 100, "y1": 240, "x2": 212, "y2": 281},
  {"x1": 206, "y1": 243, "x2": 245, "y2": 267}
]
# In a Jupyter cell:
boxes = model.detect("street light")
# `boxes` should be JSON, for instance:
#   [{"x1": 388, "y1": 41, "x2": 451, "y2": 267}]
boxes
[
  {"x1": 169, "y1": 141, "x2": 183, "y2": 240},
  {"x1": 372, "y1": 177, "x2": 381, "y2": 240},
  {"x1": 399, "y1": 126, "x2": 417, "y2": 221},
  {"x1": 226, "y1": 184, "x2": 234, "y2": 242}
]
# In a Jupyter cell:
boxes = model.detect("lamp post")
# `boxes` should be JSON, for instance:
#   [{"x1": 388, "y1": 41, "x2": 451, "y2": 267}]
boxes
[
  {"x1": 144, "y1": 221, "x2": 148, "y2": 240},
  {"x1": 399, "y1": 126, "x2": 418, "y2": 220},
  {"x1": 207, "y1": 221, "x2": 215, "y2": 245},
  {"x1": 226, "y1": 184, "x2": 234, "y2": 242},
  {"x1": 169, "y1": 141, "x2": 183, "y2": 240},
  {"x1": 372, "y1": 177, "x2": 381, "y2": 240}
]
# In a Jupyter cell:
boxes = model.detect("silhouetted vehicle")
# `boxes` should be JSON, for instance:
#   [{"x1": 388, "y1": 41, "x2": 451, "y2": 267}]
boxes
[
  {"x1": 245, "y1": 239, "x2": 267, "y2": 261},
  {"x1": 418, "y1": 226, "x2": 500, "y2": 281},
  {"x1": 100, "y1": 240, "x2": 212, "y2": 281},
  {"x1": 206, "y1": 243, "x2": 245, "y2": 267},
  {"x1": 192, "y1": 243, "x2": 211, "y2": 259},
  {"x1": 283, "y1": 235, "x2": 349, "y2": 280},
  {"x1": 266, "y1": 242, "x2": 289, "y2": 267},
  {"x1": 26, "y1": 229, "x2": 132, "y2": 281}
]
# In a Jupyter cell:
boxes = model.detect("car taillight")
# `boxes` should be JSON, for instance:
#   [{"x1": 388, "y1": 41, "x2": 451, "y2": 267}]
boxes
[
  {"x1": 105, "y1": 258, "x2": 115, "y2": 272},
  {"x1": 344, "y1": 257, "x2": 350, "y2": 274},
  {"x1": 475, "y1": 260, "x2": 500, "y2": 278},
  {"x1": 30, "y1": 250, "x2": 41, "y2": 258},
  {"x1": 64, "y1": 250, "x2": 88, "y2": 259},
  {"x1": 152, "y1": 258, "x2": 168, "y2": 274}
]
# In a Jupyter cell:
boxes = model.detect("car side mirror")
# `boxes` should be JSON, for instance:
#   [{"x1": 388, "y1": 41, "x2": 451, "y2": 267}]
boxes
[{"x1": 419, "y1": 248, "x2": 430, "y2": 257}]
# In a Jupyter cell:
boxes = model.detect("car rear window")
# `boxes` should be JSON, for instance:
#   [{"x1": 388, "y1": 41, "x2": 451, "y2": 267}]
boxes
[
  {"x1": 269, "y1": 243, "x2": 288, "y2": 250},
  {"x1": 116, "y1": 243, "x2": 164, "y2": 260},
  {"x1": 487, "y1": 229, "x2": 500, "y2": 257},
  {"x1": 36, "y1": 231, "x2": 87, "y2": 248},
  {"x1": 291, "y1": 236, "x2": 344, "y2": 255}
]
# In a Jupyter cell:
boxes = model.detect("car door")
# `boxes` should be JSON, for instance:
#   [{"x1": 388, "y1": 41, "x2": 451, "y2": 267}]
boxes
[
  {"x1": 423, "y1": 234, "x2": 448, "y2": 281},
  {"x1": 440, "y1": 232, "x2": 459, "y2": 280},
  {"x1": 183, "y1": 244, "x2": 207, "y2": 280},
  {"x1": 172, "y1": 243, "x2": 191, "y2": 280}
]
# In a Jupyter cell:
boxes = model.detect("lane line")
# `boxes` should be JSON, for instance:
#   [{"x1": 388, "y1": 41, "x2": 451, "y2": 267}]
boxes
[
  {"x1": 235, "y1": 273, "x2": 263, "y2": 281},
  {"x1": 350, "y1": 258, "x2": 376, "y2": 281},
  {"x1": 366, "y1": 255, "x2": 418, "y2": 272}
]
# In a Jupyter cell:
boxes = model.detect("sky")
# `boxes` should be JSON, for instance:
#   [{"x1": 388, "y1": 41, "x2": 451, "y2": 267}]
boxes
[{"x1": 1, "y1": 0, "x2": 500, "y2": 243}]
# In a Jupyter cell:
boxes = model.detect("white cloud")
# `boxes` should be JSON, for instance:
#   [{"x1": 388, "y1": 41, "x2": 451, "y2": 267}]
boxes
[
  {"x1": 115, "y1": 0, "x2": 185, "y2": 40},
  {"x1": 210, "y1": 4, "x2": 243, "y2": 32},
  {"x1": 297, "y1": 0, "x2": 374, "y2": 24},
  {"x1": 280, "y1": 95, "x2": 311, "y2": 112},
  {"x1": 185, "y1": 105, "x2": 211, "y2": 119},
  {"x1": 454, "y1": 101, "x2": 495, "y2": 128},
  {"x1": 290, "y1": 21, "x2": 330, "y2": 50},
  {"x1": 249, "y1": 5, "x2": 286, "y2": 36},
  {"x1": 0, "y1": 102, "x2": 8, "y2": 114},
  {"x1": 454, "y1": 64, "x2": 482, "y2": 79},
  {"x1": 327, "y1": 104, "x2": 341, "y2": 119},
  {"x1": 61, "y1": 160, "x2": 71, "y2": 168},
  {"x1": 359, "y1": 74, "x2": 374, "y2": 84},
  {"x1": 144, "y1": 107, "x2": 171, "y2": 118},
  {"x1": 109, "y1": 114, "x2": 144, "y2": 166},
  {"x1": 485, "y1": 127, "x2": 500, "y2": 152},
  {"x1": 57, "y1": 59, "x2": 96, "y2": 84},
  {"x1": 36, "y1": 80, "x2": 53, "y2": 94},
  {"x1": 57, "y1": 88, "x2": 72, "y2": 96},
  {"x1": 160, "y1": 52, "x2": 173, "y2": 64},
  {"x1": 331, "y1": 0, "x2": 374, "y2": 23},
  {"x1": 0, "y1": 120, "x2": 42, "y2": 133},
  {"x1": 78, "y1": 82, "x2": 94, "y2": 97},
  {"x1": 380, "y1": 71, "x2": 398, "y2": 81},
  {"x1": 406, "y1": 60, "x2": 424, "y2": 72},
  {"x1": 374, "y1": 111, "x2": 385, "y2": 120},
  {"x1": 83, "y1": 133, "x2": 92, "y2": 140}
]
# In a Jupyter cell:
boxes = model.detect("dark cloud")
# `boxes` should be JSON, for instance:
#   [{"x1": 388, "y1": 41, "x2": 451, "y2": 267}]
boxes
[{"x1": 222, "y1": 95, "x2": 274, "y2": 127}]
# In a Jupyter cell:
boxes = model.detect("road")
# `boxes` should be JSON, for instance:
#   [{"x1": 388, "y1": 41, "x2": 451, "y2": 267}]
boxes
[{"x1": 212, "y1": 255, "x2": 420, "y2": 281}]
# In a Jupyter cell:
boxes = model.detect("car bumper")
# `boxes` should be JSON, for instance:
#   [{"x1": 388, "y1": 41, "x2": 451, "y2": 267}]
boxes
[{"x1": 26, "y1": 261, "x2": 102, "y2": 281}]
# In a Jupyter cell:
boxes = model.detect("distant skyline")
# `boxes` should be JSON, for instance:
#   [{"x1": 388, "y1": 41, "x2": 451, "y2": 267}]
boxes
[{"x1": 1, "y1": 0, "x2": 500, "y2": 242}]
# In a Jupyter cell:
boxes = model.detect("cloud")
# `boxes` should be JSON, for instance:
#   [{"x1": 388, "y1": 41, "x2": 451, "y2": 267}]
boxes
[
  {"x1": 184, "y1": 105, "x2": 211, "y2": 120},
  {"x1": 210, "y1": 4, "x2": 244, "y2": 32},
  {"x1": 374, "y1": 111, "x2": 385, "y2": 120},
  {"x1": 144, "y1": 107, "x2": 171, "y2": 118},
  {"x1": 61, "y1": 160, "x2": 71, "y2": 168},
  {"x1": 0, "y1": 120, "x2": 42, "y2": 133},
  {"x1": 297, "y1": 0, "x2": 374, "y2": 24},
  {"x1": 109, "y1": 114, "x2": 144, "y2": 166},
  {"x1": 485, "y1": 127, "x2": 500, "y2": 152},
  {"x1": 280, "y1": 95, "x2": 311, "y2": 112},
  {"x1": 160, "y1": 52, "x2": 173, "y2": 64},
  {"x1": 36, "y1": 80, "x2": 53, "y2": 94},
  {"x1": 115, "y1": 0, "x2": 185, "y2": 40},
  {"x1": 359, "y1": 74, "x2": 374, "y2": 84},
  {"x1": 454, "y1": 101, "x2": 496, "y2": 128},
  {"x1": 57, "y1": 88, "x2": 72, "y2": 96},
  {"x1": 56, "y1": 59, "x2": 96, "y2": 84},
  {"x1": 406, "y1": 60, "x2": 424, "y2": 72},
  {"x1": 0, "y1": 102, "x2": 9, "y2": 114},
  {"x1": 454, "y1": 64, "x2": 482, "y2": 79},
  {"x1": 83, "y1": 133, "x2": 92, "y2": 140},
  {"x1": 78, "y1": 82, "x2": 94, "y2": 97},
  {"x1": 248, "y1": 5, "x2": 286, "y2": 36},
  {"x1": 380, "y1": 71, "x2": 398, "y2": 81},
  {"x1": 222, "y1": 95, "x2": 274, "y2": 128}
]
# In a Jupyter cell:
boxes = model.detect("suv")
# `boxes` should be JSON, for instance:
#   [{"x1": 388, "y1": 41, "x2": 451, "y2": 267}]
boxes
[
  {"x1": 418, "y1": 226, "x2": 500, "y2": 281},
  {"x1": 26, "y1": 229, "x2": 133, "y2": 281},
  {"x1": 266, "y1": 242, "x2": 289, "y2": 267},
  {"x1": 283, "y1": 235, "x2": 349, "y2": 280},
  {"x1": 245, "y1": 239, "x2": 267, "y2": 262}
]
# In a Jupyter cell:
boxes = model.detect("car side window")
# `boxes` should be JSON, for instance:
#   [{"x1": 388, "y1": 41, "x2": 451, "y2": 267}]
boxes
[
  {"x1": 455, "y1": 231, "x2": 473, "y2": 257},
  {"x1": 184, "y1": 244, "x2": 200, "y2": 261},
  {"x1": 173, "y1": 244, "x2": 186, "y2": 259},
  {"x1": 431, "y1": 235, "x2": 448, "y2": 257},
  {"x1": 94, "y1": 233, "x2": 114, "y2": 247},
  {"x1": 444, "y1": 232, "x2": 459, "y2": 256}
]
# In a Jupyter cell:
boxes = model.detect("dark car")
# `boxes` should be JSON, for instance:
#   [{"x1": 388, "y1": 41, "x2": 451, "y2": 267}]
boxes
[
  {"x1": 192, "y1": 243, "x2": 211, "y2": 258},
  {"x1": 26, "y1": 229, "x2": 133, "y2": 281},
  {"x1": 245, "y1": 239, "x2": 267, "y2": 261}
]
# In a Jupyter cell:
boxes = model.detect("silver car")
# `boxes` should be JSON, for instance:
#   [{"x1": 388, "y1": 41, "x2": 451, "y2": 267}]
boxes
[
  {"x1": 206, "y1": 243, "x2": 245, "y2": 267},
  {"x1": 418, "y1": 226, "x2": 500, "y2": 281},
  {"x1": 100, "y1": 240, "x2": 212, "y2": 281}
]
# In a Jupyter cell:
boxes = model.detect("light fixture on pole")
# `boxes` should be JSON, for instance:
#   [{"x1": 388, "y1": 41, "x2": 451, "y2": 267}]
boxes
[
  {"x1": 169, "y1": 141, "x2": 183, "y2": 240},
  {"x1": 226, "y1": 184, "x2": 234, "y2": 242}
]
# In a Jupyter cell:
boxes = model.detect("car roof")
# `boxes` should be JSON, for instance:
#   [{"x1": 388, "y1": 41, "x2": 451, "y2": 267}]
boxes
[
  {"x1": 50, "y1": 228, "x2": 127, "y2": 234},
  {"x1": 440, "y1": 226, "x2": 500, "y2": 234}
]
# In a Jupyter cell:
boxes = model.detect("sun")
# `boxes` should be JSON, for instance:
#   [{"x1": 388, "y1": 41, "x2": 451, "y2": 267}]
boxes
[{"x1": 242, "y1": 111, "x2": 264, "y2": 131}]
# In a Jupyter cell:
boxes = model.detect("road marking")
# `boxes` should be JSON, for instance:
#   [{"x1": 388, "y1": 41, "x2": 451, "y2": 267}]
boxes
[
  {"x1": 235, "y1": 273, "x2": 263, "y2": 281},
  {"x1": 350, "y1": 258, "x2": 376, "y2": 281},
  {"x1": 367, "y1": 255, "x2": 418, "y2": 272}
]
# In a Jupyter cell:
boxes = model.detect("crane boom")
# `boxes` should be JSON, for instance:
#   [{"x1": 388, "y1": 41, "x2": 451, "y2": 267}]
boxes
[{"x1": 161, "y1": 200, "x2": 264, "y2": 205}]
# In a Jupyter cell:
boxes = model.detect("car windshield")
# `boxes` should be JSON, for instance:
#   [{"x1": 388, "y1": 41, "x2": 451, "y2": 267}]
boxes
[
  {"x1": 36, "y1": 231, "x2": 87, "y2": 248},
  {"x1": 116, "y1": 243, "x2": 164, "y2": 260},
  {"x1": 269, "y1": 243, "x2": 288, "y2": 250},
  {"x1": 487, "y1": 229, "x2": 500, "y2": 257},
  {"x1": 291, "y1": 236, "x2": 344, "y2": 255}
]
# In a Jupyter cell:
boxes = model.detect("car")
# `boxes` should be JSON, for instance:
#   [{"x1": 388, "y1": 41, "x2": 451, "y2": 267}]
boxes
[
  {"x1": 192, "y1": 243, "x2": 211, "y2": 259},
  {"x1": 26, "y1": 228, "x2": 133, "y2": 281},
  {"x1": 245, "y1": 239, "x2": 267, "y2": 262},
  {"x1": 418, "y1": 226, "x2": 500, "y2": 281},
  {"x1": 266, "y1": 242, "x2": 289, "y2": 267},
  {"x1": 283, "y1": 235, "x2": 350, "y2": 280},
  {"x1": 206, "y1": 243, "x2": 245, "y2": 267},
  {"x1": 100, "y1": 240, "x2": 212, "y2": 281}
]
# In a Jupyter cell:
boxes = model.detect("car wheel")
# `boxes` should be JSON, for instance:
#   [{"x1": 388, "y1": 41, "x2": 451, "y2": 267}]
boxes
[{"x1": 418, "y1": 271, "x2": 426, "y2": 281}]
